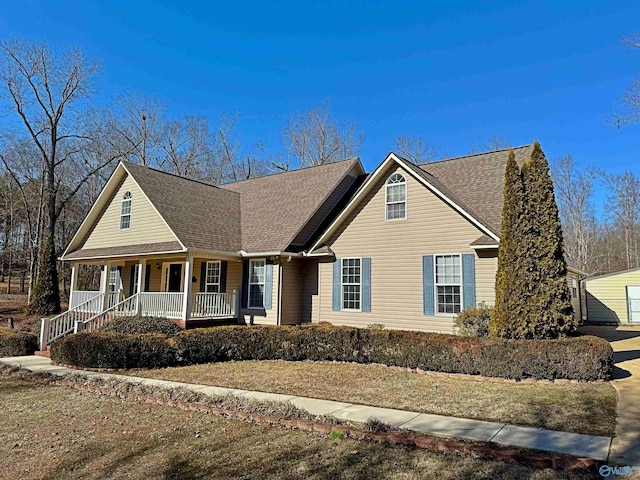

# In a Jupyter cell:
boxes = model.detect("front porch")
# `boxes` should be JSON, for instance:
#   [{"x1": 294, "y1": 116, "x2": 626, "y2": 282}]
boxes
[
  {"x1": 40, "y1": 254, "x2": 242, "y2": 350},
  {"x1": 73, "y1": 254, "x2": 242, "y2": 322}
]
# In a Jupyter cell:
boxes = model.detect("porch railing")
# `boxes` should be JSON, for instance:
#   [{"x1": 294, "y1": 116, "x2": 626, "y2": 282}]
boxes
[
  {"x1": 75, "y1": 294, "x2": 139, "y2": 334},
  {"x1": 40, "y1": 292, "x2": 104, "y2": 349},
  {"x1": 69, "y1": 290, "x2": 103, "y2": 312},
  {"x1": 191, "y1": 291, "x2": 235, "y2": 318},
  {"x1": 139, "y1": 292, "x2": 183, "y2": 318}
]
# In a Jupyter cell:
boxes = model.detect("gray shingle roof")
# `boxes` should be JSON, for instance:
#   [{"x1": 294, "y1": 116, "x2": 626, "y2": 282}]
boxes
[
  {"x1": 222, "y1": 158, "x2": 362, "y2": 252},
  {"x1": 123, "y1": 162, "x2": 242, "y2": 252},
  {"x1": 419, "y1": 145, "x2": 534, "y2": 235}
]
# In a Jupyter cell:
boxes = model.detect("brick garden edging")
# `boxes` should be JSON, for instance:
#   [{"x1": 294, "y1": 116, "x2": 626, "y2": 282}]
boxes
[{"x1": 50, "y1": 373, "x2": 598, "y2": 473}]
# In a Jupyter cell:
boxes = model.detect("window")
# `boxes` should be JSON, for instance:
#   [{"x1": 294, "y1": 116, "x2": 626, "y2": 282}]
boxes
[
  {"x1": 341, "y1": 258, "x2": 361, "y2": 310},
  {"x1": 572, "y1": 279, "x2": 578, "y2": 299},
  {"x1": 435, "y1": 254, "x2": 461, "y2": 314},
  {"x1": 108, "y1": 267, "x2": 119, "y2": 293},
  {"x1": 385, "y1": 173, "x2": 406, "y2": 220},
  {"x1": 248, "y1": 259, "x2": 265, "y2": 308},
  {"x1": 205, "y1": 261, "x2": 221, "y2": 293},
  {"x1": 120, "y1": 192, "x2": 132, "y2": 229}
]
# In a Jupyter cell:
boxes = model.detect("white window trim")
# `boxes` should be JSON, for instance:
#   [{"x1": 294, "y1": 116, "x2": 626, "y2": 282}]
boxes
[
  {"x1": 385, "y1": 173, "x2": 407, "y2": 221},
  {"x1": 120, "y1": 192, "x2": 132, "y2": 230},
  {"x1": 434, "y1": 253, "x2": 463, "y2": 317},
  {"x1": 205, "y1": 261, "x2": 221, "y2": 293},
  {"x1": 248, "y1": 259, "x2": 266, "y2": 309},
  {"x1": 108, "y1": 266, "x2": 119, "y2": 293},
  {"x1": 341, "y1": 257, "x2": 362, "y2": 312}
]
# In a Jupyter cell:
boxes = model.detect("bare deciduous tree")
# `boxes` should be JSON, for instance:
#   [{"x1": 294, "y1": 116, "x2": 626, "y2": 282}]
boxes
[
  {"x1": 393, "y1": 135, "x2": 439, "y2": 164},
  {"x1": 0, "y1": 39, "x2": 130, "y2": 314},
  {"x1": 613, "y1": 33, "x2": 640, "y2": 127},
  {"x1": 607, "y1": 171, "x2": 640, "y2": 270},
  {"x1": 215, "y1": 113, "x2": 267, "y2": 182},
  {"x1": 283, "y1": 100, "x2": 364, "y2": 169},
  {"x1": 469, "y1": 135, "x2": 512, "y2": 154},
  {"x1": 112, "y1": 91, "x2": 164, "y2": 166},
  {"x1": 159, "y1": 115, "x2": 216, "y2": 181},
  {"x1": 551, "y1": 156, "x2": 600, "y2": 272}
]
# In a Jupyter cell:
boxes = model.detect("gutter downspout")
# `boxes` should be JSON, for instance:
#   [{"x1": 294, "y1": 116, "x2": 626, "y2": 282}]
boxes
[{"x1": 277, "y1": 263, "x2": 284, "y2": 326}]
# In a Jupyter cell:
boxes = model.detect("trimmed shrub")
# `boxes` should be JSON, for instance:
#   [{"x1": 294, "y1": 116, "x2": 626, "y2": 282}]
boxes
[
  {"x1": 172, "y1": 325, "x2": 613, "y2": 381},
  {"x1": 51, "y1": 325, "x2": 614, "y2": 381},
  {"x1": 454, "y1": 306, "x2": 492, "y2": 337},
  {"x1": 100, "y1": 316, "x2": 182, "y2": 336},
  {"x1": 50, "y1": 332, "x2": 177, "y2": 369},
  {"x1": 0, "y1": 328, "x2": 39, "y2": 356}
]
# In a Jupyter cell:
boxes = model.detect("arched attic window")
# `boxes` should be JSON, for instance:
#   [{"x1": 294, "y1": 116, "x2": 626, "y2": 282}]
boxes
[
  {"x1": 385, "y1": 173, "x2": 406, "y2": 220},
  {"x1": 120, "y1": 191, "x2": 132, "y2": 229}
]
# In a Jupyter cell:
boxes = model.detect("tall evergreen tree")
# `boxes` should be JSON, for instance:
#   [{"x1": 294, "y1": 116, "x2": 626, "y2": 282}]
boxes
[
  {"x1": 519, "y1": 142, "x2": 575, "y2": 338},
  {"x1": 26, "y1": 234, "x2": 60, "y2": 316},
  {"x1": 490, "y1": 150, "x2": 526, "y2": 337}
]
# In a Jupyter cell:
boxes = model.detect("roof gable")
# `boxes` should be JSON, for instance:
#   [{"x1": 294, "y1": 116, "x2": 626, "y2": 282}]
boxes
[
  {"x1": 310, "y1": 153, "x2": 499, "y2": 252},
  {"x1": 63, "y1": 163, "x2": 183, "y2": 259}
]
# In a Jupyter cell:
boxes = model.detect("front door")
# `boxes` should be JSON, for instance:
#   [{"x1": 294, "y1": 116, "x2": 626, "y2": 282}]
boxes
[
  {"x1": 627, "y1": 286, "x2": 640, "y2": 323},
  {"x1": 168, "y1": 264, "x2": 183, "y2": 292}
]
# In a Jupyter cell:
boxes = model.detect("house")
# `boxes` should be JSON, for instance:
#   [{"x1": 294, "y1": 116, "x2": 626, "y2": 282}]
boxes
[
  {"x1": 584, "y1": 268, "x2": 640, "y2": 324},
  {"x1": 40, "y1": 144, "x2": 584, "y2": 350}
]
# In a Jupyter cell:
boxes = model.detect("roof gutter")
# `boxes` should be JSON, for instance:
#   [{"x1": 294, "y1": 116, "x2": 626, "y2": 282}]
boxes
[
  {"x1": 237, "y1": 250, "x2": 303, "y2": 258},
  {"x1": 470, "y1": 244, "x2": 499, "y2": 250}
]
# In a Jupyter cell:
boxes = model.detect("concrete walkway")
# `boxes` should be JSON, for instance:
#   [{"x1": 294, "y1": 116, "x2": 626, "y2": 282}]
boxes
[
  {"x1": 1, "y1": 355, "x2": 611, "y2": 461},
  {"x1": 581, "y1": 326, "x2": 640, "y2": 468}
]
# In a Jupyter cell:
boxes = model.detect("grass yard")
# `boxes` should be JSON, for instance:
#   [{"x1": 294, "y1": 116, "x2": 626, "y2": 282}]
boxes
[
  {"x1": 0, "y1": 374, "x2": 591, "y2": 480},
  {"x1": 123, "y1": 360, "x2": 617, "y2": 437},
  {"x1": 0, "y1": 292, "x2": 48, "y2": 334}
]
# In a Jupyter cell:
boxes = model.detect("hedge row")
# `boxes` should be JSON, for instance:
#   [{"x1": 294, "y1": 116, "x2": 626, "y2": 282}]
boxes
[
  {"x1": 51, "y1": 332, "x2": 176, "y2": 369},
  {"x1": 100, "y1": 316, "x2": 182, "y2": 336},
  {"x1": 50, "y1": 325, "x2": 614, "y2": 381},
  {"x1": 0, "y1": 328, "x2": 39, "y2": 357}
]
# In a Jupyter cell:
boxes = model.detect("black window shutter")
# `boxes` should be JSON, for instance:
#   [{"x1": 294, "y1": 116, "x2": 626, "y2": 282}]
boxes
[
  {"x1": 220, "y1": 261, "x2": 228, "y2": 293},
  {"x1": 241, "y1": 260, "x2": 249, "y2": 308},
  {"x1": 129, "y1": 266, "x2": 135, "y2": 296},
  {"x1": 144, "y1": 264, "x2": 150, "y2": 292},
  {"x1": 200, "y1": 261, "x2": 207, "y2": 292}
]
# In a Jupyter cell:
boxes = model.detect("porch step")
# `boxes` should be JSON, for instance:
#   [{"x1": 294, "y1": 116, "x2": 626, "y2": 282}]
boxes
[{"x1": 35, "y1": 348, "x2": 51, "y2": 358}]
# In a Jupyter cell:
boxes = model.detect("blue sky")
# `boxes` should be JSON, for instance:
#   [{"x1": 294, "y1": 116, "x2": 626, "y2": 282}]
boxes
[{"x1": 0, "y1": 1, "x2": 638, "y2": 190}]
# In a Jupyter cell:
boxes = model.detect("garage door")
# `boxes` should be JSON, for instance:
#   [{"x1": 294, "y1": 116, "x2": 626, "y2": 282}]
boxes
[{"x1": 627, "y1": 286, "x2": 640, "y2": 323}]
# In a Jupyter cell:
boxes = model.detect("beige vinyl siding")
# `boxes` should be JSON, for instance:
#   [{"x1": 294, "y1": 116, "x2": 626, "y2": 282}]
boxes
[
  {"x1": 317, "y1": 165, "x2": 497, "y2": 333},
  {"x1": 240, "y1": 260, "x2": 280, "y2": 326},
  {"x1": 83, "y1": 174, "x2": 178, "y2": 250},
  {"x1": 301, "y1": 259, "x2": 319, "y2": 323},
  {"x1": 280, "y1": 259, "x2": 302, "y2": 325},
  {"x1": 586, "y1": 269, "x2": 640, "y2": 324},
  {"x1": 475, "y1": 250, "x2": 498, "y2": 306}
]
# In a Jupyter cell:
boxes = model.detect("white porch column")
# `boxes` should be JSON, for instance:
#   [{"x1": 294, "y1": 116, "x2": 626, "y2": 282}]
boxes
[
  {"x1": 69, "y1": 263, "x2": 78, "y2": 309},
  {"x1": 182, "y1": 256, "x2": 193, "y2": 321},
  {"x1": 101, "y1": 263, "x2": 111, "y2": 311},
  {"x1": 136, "y1": 259, "x2": 146, "y2": 314}
]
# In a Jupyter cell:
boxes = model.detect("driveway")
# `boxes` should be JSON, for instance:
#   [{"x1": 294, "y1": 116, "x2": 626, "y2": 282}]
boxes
[{"x1": 581, "y1": 325, "x2": 640, "y2": 469}]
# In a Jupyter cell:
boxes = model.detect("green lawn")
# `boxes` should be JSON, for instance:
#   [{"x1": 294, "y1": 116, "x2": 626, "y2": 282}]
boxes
[
  {"x1": 0, "y1": 373, "x2": 588, "y2": 480},
  {"x1": 122, "y1": 360, "x2": 616, "y2": 437}
]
